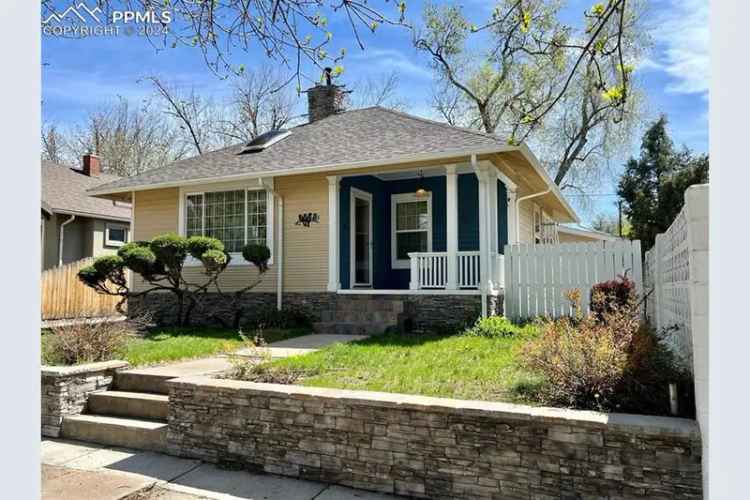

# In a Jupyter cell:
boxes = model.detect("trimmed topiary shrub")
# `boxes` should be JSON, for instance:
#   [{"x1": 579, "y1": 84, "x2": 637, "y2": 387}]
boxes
[
  {"x1": 200, "y1": 249, "x2": 228, "y2": 272},
  {"x1": 80, "y1": 232, "x2": 272, "y2": 328},
  {"x1": 117, "y1": 242, "x2": 159, "y2": 276},
  {"x1": 242, "y1": 244, "x2": 271, "y2": 272},
  {"x1": 149, "y1": 233, "x2": 188, "y2": 270},
  {"x1": 187, "y1": 236, "x2": 225, "y2": 260}
]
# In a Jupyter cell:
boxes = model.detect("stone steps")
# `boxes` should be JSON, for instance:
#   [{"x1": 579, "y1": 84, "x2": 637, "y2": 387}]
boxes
[
  {"x1": 88, "y1": 391, "x2": 169, "y2": 421},
  {"x1": 113, "y1": 371, "x2": 174, "y2": 395},
  {"x1": 313, "y1": 321, "x2": 392, "y2": 335},
  {"x1": 59, "y1": 370, "x2": 174, "y2": 452},
  {"x1": 61, "y1": 414, "x2": 167, "y2": 452},
  {"x1": 315, "y1": 296, "x2": 405, "y2": 335}
]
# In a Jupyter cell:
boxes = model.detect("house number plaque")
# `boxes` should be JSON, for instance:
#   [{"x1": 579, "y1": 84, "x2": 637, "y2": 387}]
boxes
[{"x1": 296, "y1": 212, "x2": 320, "y2": 227}]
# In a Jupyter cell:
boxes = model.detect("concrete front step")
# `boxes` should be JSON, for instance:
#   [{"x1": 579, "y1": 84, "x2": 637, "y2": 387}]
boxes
[
  {"x1": 88, "y1": 391, "x2": 169, "y2": 421},
  {"x1": 61, "y1": 414, "x2": 167, "y2": 452},
  {"x1": 334, "y1": 298, "x2": 405, "y2": 314},
  {"x1": 313, "y1": 321, "x2": 391, "y2": 335},
  {"x1": 321, "y1": 311, "x2": 399, "y2": 323},
  {"x1": 113, "y1": 371, "x2": 174, "y2": 395}
]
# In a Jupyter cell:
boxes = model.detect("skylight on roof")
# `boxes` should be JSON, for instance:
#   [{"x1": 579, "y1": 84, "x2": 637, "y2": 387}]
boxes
[{"x1": 240, "y1": 130, "x2": 291, "y2": 153}]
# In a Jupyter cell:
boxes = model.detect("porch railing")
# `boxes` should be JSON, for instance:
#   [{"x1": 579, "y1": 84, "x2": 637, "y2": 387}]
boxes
[
  {"x1": 409, "y1": 252, "x2": 504, "y2": 290},
  {"x1": 457, "y1": 251, "x2": 481, "y2": 288}
]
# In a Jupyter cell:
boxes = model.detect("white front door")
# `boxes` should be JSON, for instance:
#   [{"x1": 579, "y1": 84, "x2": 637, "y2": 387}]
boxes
[{"x1": 350, "y1": 188, "x2": 373, "y2": 287}]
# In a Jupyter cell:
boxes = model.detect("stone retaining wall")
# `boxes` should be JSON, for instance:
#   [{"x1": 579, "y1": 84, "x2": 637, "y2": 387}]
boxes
[
  {"x1": 129, "y1": 291, "x2": 500, "y2": 332},
  {"x1": 166, "y1": 378, "x2": 702, "y2": 499},
  {"x1": 41, "y1": 360, "x2": 129, "y2": 437}
]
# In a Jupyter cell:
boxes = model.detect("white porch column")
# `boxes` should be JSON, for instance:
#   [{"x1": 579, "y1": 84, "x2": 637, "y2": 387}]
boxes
[
  {"x1": 488, "y1": 172, "x2": 499, "y2": 292},
  {"x1": 506, "y1": 187, "x2": 518, "y2": 245},
  {"x1": 445, "y1": 165, "x2": 458, "y2": 290},
  {"x1": 326, "y1": 175, "x2": 341, "y2": 292},
  {"x1": 475, "y1": 164, "x2": 492, "y2": 307}
]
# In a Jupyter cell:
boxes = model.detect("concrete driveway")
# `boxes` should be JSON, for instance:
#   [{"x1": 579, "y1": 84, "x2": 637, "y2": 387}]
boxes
[{"x1": 43, "y1": 439, "x2": 396, "y2": 500}]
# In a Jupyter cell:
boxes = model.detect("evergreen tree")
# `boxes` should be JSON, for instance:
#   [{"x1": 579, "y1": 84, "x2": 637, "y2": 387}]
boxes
[{"x1": 617, "y1": 116, "x2": 708, "y2": 249}]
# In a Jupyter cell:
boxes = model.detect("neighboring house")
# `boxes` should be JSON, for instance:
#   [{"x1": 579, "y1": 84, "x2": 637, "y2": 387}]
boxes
[
  {"x1": 88, "y1": 81, "x2": 581, "y2": 328},
  {"x1": 558, "y1": 224, "x2": 618, "y2": 243},
  {"x1": 41, "y1": 156, "x2": 131, "y2": 270}
]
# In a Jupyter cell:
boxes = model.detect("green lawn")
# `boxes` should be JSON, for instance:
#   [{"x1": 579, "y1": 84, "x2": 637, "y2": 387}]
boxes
[
  {"x1": 42, "y1": 326, "x2": 310, "y2": 367},
  {"x1": 267, "y1": 331, "x2": 543, "y2": 403}
]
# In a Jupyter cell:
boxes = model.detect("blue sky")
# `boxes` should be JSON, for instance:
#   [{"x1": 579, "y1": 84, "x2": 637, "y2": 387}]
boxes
[{"x1": 42, "y1": 0, "x2": 708, "y2": 224}]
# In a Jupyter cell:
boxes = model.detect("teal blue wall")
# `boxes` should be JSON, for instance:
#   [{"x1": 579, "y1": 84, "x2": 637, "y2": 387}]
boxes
[
  {"x1": 498, "y1": 179, "x2": 508, "y2": 253},
  {"x1": 339, "y1": 173, "x2": 507, "y2": 289}
]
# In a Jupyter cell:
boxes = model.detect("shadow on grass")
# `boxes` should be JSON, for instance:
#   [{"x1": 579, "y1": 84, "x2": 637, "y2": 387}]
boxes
[{"x1": 345, "y1": 331, "x2": 457, "y2": 349}]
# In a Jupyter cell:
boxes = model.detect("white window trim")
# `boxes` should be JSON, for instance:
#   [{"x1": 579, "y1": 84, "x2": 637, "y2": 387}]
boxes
[
  {"x1": 105, "y1": 222, "x2": 129, "y2": 247},
  {"x1": 350, "y1": 187, "x2": 373, "y2": 287},
  {"x1": 391, "y1": 192, "x2": 432, "y2": 270},
  {"x1": 178, "y1": 181, "x2": 274, "y2": 267}
]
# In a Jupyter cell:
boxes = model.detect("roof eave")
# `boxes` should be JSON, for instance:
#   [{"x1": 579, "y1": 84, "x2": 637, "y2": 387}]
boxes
[
  {"x1": 48, "y1": 208, "x2": 131, "y2": 223},
  {"x1": 515, "y1": 143, "x2": 580, "y2": 224},
  {"x1": 87, "y1": 145, "x2": 517, "y2": 197}
]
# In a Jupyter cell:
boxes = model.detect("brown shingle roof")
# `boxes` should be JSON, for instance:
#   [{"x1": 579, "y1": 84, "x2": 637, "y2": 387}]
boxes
[
  {"x1": 89, "y1": 106, "x2": 510, "y2": 194},
  {"x1": 42, "y1": 161, "x2": 131, "y2": 221}
]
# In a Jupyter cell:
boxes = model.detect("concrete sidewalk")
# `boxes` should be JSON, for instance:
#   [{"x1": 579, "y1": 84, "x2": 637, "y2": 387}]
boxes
[
  {"x1": 42, "y1": 439, "x2": 396, "y2": 500},
  {"x1": 236, "y1": 334, "x2": 369, "y2": 359}
]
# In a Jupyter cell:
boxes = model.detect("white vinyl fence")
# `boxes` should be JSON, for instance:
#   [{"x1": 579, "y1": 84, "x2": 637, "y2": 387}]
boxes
[
  {"x1": 503, "y1": 240, "x2": 643, "y2": 320},
  {"x1": 643, "y1": 184, "x2": 708, "y2": 493}
]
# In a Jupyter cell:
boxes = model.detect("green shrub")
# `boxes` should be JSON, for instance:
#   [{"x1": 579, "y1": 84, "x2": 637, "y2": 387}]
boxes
[
  {"x1": 118, "y1": 242, "x2": 158, "y2": 276},
  {"x1": 464, "y1": 315, "x2": 522, "y2": 338},
  {"x1": 242, "y1": 244, "x2": 271, "y2": 272},
  {"x1": 149, "y1": 233, "x2": 188, "y2": 269},
  {"x1": 77, "y1": 265, "x2": 103, "y2": 287},
  {"x1": 92, "y1": 255, "x2": 124, "y2": 276},
  {"x1": 186, "y1": 236, "x2": 224, "y2": 260},
  {"x1": 200, "y1": 248, "x2": 228, "y2": 272}
]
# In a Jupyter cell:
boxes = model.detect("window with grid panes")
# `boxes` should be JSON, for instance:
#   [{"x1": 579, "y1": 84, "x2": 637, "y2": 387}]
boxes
[
  {"x1": 184, "y1": 189, "x2": 268, "y2": 253},
  {"x1": 392, "y1": 193, "x2": 431, "y2": 267}
]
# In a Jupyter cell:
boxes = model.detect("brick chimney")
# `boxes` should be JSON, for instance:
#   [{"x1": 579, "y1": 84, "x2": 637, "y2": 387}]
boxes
[
  {"x1": 306, "y1": 67, "x2": 346, "y2": 123},
  {"x1": 82, "y1": 153, "x2": 101, "y2": 177}
]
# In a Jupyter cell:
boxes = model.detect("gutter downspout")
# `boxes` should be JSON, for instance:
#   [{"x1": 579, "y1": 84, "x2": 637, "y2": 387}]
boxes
[
  {"x1": 58, "y1": 214, "x2": 76, "y2": 267},
  {"x1": 260, "y1": 179, "x2": 284, "y2": 311},
  {"x1": 515, "y1": 188, "x2": 551, "y2": 243}
]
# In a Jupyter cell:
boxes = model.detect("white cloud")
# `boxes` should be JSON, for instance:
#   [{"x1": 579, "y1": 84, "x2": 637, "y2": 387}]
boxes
[
  {"x1": 646, "y1": 0, "x2": 709, "y2": 95},
  {"x1": 348, "y1": 48, "x2": 432, "y2": 80}
]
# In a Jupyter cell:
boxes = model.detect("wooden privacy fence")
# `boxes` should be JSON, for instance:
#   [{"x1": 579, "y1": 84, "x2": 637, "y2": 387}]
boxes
[
  {"x1": 503, "y1": 240, "x2": 643, "y2": 320},
  {"x1": 41, "y1": 258, "x2": 123, "y2": 320}
]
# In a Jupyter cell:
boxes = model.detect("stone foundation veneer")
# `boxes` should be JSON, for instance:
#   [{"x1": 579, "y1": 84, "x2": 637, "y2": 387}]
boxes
[
  {"x1": 129, "y1": 291, "x2": 500, "y2": 331},
  {"x1": 128, "y1": 292, "x2": 336, "y2": 327},
  {"x1": 41, "y1": 360, "x2": 130, "y2": 437},
  {"x1": 166, "y1": 377, "x2": 702, "y2": 499}
]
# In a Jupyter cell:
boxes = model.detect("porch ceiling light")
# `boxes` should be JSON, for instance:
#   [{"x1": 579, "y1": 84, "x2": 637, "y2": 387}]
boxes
[{"x1": 415, "y1": 169, "x2": 430, "y2": 198}]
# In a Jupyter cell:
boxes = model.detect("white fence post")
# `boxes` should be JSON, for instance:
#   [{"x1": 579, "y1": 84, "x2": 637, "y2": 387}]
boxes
[{"x1": 640, "y1": 184, "x2": 708, "y2": 494}]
